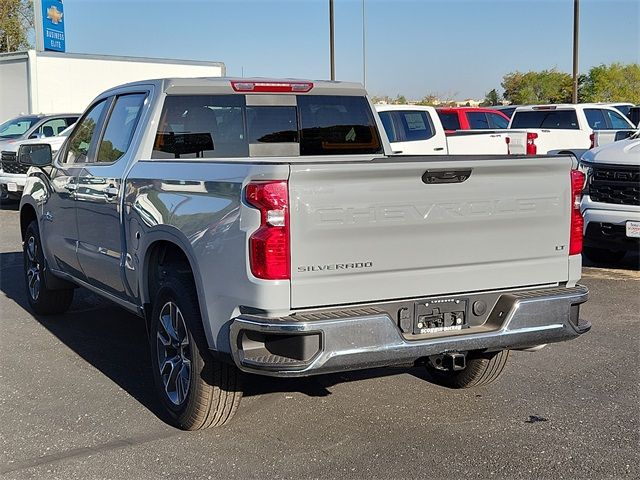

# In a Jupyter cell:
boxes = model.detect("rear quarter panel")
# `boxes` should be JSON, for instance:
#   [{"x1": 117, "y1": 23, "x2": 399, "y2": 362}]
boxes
[{"x1": 123, "y1": 160, "x2": 290, "y2": 352}]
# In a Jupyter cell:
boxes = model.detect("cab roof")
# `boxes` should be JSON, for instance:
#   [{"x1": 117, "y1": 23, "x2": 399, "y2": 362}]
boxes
[{"x1": 102, "y1": 77, "x2": 367, "y2": 97}]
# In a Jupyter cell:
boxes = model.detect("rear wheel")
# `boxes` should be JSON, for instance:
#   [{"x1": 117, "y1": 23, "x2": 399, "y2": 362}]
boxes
[
  {"x1": 583, "y1": 247, "x2": 626, "y2": 265},
  {"x1": 150, "y1": 271, "x2": 243, "y2": 430},
  {"x1": 424, "y1": 350, "x2": 510, "y2": 389},
  {"x1": 23, "y1": 220, "x2": 74, "y2": 315}
]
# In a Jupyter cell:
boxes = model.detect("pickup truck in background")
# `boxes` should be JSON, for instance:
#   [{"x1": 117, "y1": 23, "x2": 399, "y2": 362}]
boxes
[
  {"x1": 508, "y1": 104, "x2": 636, "y2": 157},
  {"x1": 1, "y1": 124, "x2": 76, "y2": 200},
  {"x1": 580, "y1": 130, "x2": 640, "y2": 263},
  {"x1": 19, "y1": 78, "x2": 590, "y2": 430},
  {"x1": 436, "y1": 107, "x2": 511, "y2": 132},
  {"x1": 376, "y1": 105, "x2": 527, "y2": 155}
]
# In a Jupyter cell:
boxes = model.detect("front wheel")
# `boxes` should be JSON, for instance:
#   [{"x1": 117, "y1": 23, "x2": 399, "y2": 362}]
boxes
[
  {"x1": 23, "y1": 220, "x2": 74, "y2": 315},
  {"x1": 424, "y1": 350, "x2": 510, "y2": 389},
  {"x1": 150, "y1": 273, "x2": 243, "y2": 430}
]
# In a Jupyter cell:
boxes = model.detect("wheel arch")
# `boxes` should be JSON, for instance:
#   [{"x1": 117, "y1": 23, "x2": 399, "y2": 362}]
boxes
[
  {"x1": 139, "y1": 228, "x2": 211, "y2": 344},
  {"x1": 19, "y1": 202, "x2": 38, "y2": 241}
]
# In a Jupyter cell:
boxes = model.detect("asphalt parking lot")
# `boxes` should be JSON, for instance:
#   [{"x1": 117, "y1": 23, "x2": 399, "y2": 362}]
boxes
[{"x1": 0, "y1": 202, "x2": 638, "y2": 480}]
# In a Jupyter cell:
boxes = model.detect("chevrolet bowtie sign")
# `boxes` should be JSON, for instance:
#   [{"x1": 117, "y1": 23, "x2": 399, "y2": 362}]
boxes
[{"x1": 41, "y1": 0, "x2": 65, "y2": 52}]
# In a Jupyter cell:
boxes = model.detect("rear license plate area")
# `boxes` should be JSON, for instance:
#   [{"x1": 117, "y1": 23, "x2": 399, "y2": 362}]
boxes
[
  {"x1": 414, "y1": 297, "x2": 468, "y2": 335},
  {"x1": 626, "y1": 221, "x2": 640, "y2": 238}
]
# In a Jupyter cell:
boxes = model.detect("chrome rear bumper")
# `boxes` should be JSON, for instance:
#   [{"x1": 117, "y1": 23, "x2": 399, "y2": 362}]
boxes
[{"x1": 229, "y1": 285, "x2": 589, "y2": 377}]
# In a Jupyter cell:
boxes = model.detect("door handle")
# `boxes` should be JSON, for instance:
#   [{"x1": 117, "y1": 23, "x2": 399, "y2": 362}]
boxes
[
  {"x1": 422, "y1": 169, "x2": 473, "y2": 184},
  {"x1": 433, "y1": 147, "x2": 445, "y2": 151},
  {"x1": 105, "y1": 186, "x2": 118, "y2": 197}
]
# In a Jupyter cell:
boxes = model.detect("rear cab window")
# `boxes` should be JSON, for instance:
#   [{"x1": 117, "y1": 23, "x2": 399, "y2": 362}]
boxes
[
  {"x1": 510, "y1": 109, "x2": 579, "y2": 129},
  {"x1": 152, "y1": 94, "x2": 382, "y2": 158}
]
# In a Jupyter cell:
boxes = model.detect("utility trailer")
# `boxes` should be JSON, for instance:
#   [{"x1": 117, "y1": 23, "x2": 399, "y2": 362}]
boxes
[{"x1": 0, "y1": 50, "x2": 225, "y2": 121}]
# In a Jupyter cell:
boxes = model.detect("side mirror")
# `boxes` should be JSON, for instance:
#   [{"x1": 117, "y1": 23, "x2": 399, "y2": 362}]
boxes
[
  {"x1": 18, "y1": 144, "x2": 53, "y2": 167},
  {"x1": 29, "y1": 132, "x2": 45, "y2": 139}
]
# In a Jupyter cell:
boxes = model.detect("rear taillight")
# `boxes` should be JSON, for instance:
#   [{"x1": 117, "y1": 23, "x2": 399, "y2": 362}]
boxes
[
  {"x1": 505, "y1": 136, "x2": 511, "y2": 155},
  {"x1": 589, "y1": 132, "x2": 596, "y2": 149},
  {"x1": 570, "y1": 170, "x2": 585, "y2": 255},
  {"x1": 245, "y1": 181, "x2": 290, "y2": 280},
  {"x1": 526, "y1": 132, "x2": 538, "y2": 155}
]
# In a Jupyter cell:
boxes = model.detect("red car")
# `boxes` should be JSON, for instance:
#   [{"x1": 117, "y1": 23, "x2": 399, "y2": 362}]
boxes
[{"x1": 436, "y1": 107, "x2": 511, "y2": 133}]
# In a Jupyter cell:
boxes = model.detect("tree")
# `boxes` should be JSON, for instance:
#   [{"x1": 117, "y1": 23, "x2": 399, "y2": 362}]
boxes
[
  {"x1": 501, "y1": 69, "x2": 573, "y2": 104},
  {"x1": 581, "y1": 63, "x2": 640, "y2": 104},
  {"x1": 0, "y1": 0, "x2": 33, "y2": 53},
  {"x1": 370, "y1": 95, "x2": 391, "y2": 104},
  {"x1": 416, "y1": 94, "x2": 440, "y2": 106},
  {"x1": 480, "y1": 89, "x2": 501, "y2": 106},
  {"x1": 394, "y1": 94, "x2": 407, "y2": 104}
]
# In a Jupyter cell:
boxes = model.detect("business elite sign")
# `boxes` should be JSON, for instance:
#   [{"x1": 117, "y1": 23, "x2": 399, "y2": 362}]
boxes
[{"x1": 42, "y1": 0, "x2": 65, "y2": 52}]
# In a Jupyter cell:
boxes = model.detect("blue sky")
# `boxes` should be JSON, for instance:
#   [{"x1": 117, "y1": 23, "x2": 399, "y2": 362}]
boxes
[{"x1": 62, "y1": 0, "x2": 639, "y2": 100}]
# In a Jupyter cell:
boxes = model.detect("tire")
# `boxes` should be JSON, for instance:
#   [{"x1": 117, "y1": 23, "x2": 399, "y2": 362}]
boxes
[
  {"x1": 23, "y1": 220, "x2": 74, "y2": 315},
  {"x1": 583, "y1": 247, "x2": 626, "y2": 264},
  {"x1": 425, "y1": 350, "x2": 510, "y2": 389},
  {"x1": 149, "y1": 271, "x2": 243, "y2": 430}
]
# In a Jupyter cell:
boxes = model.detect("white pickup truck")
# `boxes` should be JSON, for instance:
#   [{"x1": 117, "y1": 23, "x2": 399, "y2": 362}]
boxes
[
  {"x1": 18, "y1": 78, "x2": 590, "y2": 430},
  {"x1": 376, "y1": 105, "x2": 529, "y2": 155},
  {"x1": 580, "y1": 130, "x2": 640, "y2": 263},
  {"x1": 509, "y1": 104, "x2": 637, "y2": 157},
  {"x1": 1, "y1": 124, "x2": 75, "y2": 200}
]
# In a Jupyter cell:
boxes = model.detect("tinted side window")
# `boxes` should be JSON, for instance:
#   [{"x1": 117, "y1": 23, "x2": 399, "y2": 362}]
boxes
[
  {"x1": 378, "y1": 111, "x2": 398, "y2": 143},
  {"x1": 612, "y1": 105, "x2": 631, "y2": 117},
  {"x1": 378, "y1": 111, "x2": 434, "y2": 142},
  {"x1": 63, "y1": 100, "x2": 108, "y2": 164},
  {"x1": 97, "y1": 94, "x2": 146, "y2": 163},
  {"x1": 606, "y1": 110, "x2": 631, "y2": 129},
  {"x1": 467, "y1": 112, "x2": 489, "y2": 129},
  {"x1": 584, "y1": 109, "x2": 607, "y2": 130},
  {"x1": 510, "y1": 110, "x2": 579, "y2": 129},
  {"x1": 487, "y1": 112, "x2": 509, "y2": 129},
  {"x1": 437, "y1": 112, "x2": 460, "y2": 131},
  {"x1": 153, "y1": 95, "x2": 248, "y2": 159},
  {"x1": 298, "y1": 95, "x2": 382, "y2": 155}
]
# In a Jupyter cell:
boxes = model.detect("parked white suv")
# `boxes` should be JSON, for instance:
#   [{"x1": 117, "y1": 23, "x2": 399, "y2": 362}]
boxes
[{"x1": 509, "y1": 104, "x2": 636, "y2": 157}]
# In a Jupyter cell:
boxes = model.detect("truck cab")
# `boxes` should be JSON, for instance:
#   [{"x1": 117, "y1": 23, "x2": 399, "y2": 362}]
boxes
[{"x1": 436, "y1": 107, "x2": 510, "y2": 133}]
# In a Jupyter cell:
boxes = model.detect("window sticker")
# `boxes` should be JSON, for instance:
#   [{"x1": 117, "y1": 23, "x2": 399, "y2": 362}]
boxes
[{"x1": 404, "y1": 113, "x2": 427, "y2": 131}]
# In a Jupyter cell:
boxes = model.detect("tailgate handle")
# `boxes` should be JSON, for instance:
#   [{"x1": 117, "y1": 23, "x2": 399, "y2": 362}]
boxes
[{"x1": 422, "y1": 169, "x2": 472, "y2": 184}]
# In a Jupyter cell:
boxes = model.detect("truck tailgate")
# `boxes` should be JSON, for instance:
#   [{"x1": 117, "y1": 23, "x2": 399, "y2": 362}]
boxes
[
  {"x1": 446, "y1": 131, "x2": 527, "y2": 155},
  {"x1": 289, "y1": 156, "x2": 572, "y2": 308}
]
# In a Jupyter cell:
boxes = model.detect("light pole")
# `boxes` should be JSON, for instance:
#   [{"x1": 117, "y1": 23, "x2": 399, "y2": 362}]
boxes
[
  {"x1": 572, "y1": 0, "x2": 580, "y2": 103},
  {"x1": 329, "y1": 0, "x2": 335, "y2": 80},
  {"x1": 362, "y1": 0, "x2": 366, "y2": 88}
]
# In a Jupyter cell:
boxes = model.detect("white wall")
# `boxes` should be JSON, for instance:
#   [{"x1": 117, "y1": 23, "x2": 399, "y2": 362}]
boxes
[
  {"x1": 0, "y1": 56, "x2": 31, "y2": 121},
  {"x1": 32, "y1": 54, "x2": 224, "y2": 114}
]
